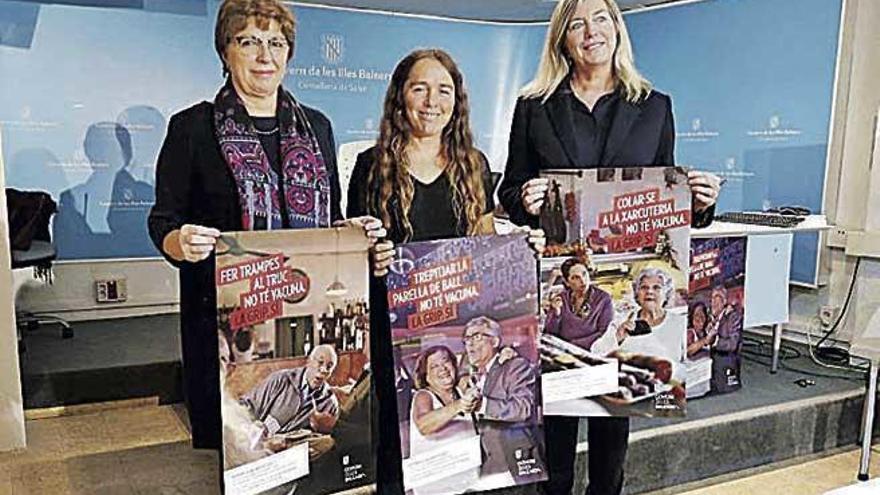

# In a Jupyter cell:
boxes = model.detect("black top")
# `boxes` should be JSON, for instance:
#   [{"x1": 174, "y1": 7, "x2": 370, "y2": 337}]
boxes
[
  {"x1": 252, "y1": 116, "x2": 281, "y2": 173},
  {"x1": 498, "y1": 83, "x2": 714, "y2": 228},
  {"x1": 146, "y1": 99, "x2": 342, "y2": 449},
  {"x1": 345, "y1": 144, "x2": 495, "y2": 491},
  {"x1": 148, "y1": 101, "x2": 342, "y2": 254},
  {"x1": 570, "y1": 90, "x2": 620, "y2": 165},
  {"x1": 346, "y1": 146, "x2": 495, "y2": 243},
  {"x1": 252, "y1": 116, "x2": 286, "y2": 228}
]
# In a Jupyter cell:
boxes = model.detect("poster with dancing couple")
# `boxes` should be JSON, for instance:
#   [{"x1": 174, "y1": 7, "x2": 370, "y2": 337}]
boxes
[
  {"x1": 215, "y1": 227, "x2": 373, "y2": 495},
  {"x1": 687, "y1": 236, "x2": 747, "y2": 398},
  {"x1": 540, "y1": 167, "x2": 691, "y2": 417},
  {"x1": 386, "y1": 233, "x2": 547, "y2": 494}
]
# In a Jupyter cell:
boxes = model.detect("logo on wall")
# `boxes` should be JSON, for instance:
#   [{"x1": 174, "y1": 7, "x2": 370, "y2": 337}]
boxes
[
  {"x1": 713, "y1": 156, "x2": 754, "y2": 183},
  {"x1": 747, "y1": 114, "x2": 801, "y2": 142},
  {"x1": 321, "y1": 33, "x2": 344, "y2": 64},
  {"x1": 284, "y1": 268, "x2": 310, "y2": 304},
  {"x1": 677, "y1": 116, "x2": 719, "y2": 142}
]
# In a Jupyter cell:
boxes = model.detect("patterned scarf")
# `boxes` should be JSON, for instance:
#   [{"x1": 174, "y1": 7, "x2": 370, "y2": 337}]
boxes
[{"x1": 213, "y1": 83, "x2": 330, "y2": 230}]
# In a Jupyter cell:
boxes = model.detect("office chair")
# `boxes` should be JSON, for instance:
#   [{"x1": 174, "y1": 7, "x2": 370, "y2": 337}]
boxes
[{"x1": 7, "y1": 189, "x2": 72, "y2": 347}]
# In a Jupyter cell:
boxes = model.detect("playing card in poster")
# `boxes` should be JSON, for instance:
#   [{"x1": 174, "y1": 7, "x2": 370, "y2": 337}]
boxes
[
  {"x1": 687, "y1": 236, "x2": 746, "y2": 398},
  {"x1": 215, "y1": 227, "x2": 374, "y2": 495},
  {"x1": 386, "y1": 233, "x2": 547, "y2": 494},
  {"x1": 540, "y1": 167, "x2": 691, "y2": 417}
]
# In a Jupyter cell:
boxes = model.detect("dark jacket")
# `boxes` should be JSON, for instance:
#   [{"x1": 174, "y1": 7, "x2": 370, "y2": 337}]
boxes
[
  {"x1": 147, "y1": 99, "x2": 342, "y2": 449},
  {"x1": 498, "y1": 87, "x2": 714, "y2": 228},
  {"x1": 477, "y1": 355, "x2": 547, "y2": 484}
]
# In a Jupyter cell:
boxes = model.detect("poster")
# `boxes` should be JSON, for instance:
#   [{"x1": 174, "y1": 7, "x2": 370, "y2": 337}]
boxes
[
  {"x1": 215, "y1": 227, "x2": 373, "y2": 495},
  {"x1": 688, "y1": 236, "x2": 747, "y2": 398},
  {"x1": 386, "y1": 233, "x2": 547, "y2": 494},
  {"x1": 540, "y1": 167, "x2": 691, "y2": 417}
]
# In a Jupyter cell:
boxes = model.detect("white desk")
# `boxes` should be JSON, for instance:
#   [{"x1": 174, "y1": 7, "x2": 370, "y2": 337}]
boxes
[
  {"x1": 692, "y1": 214, "x2": 830, "y2": 238},
  {"x1": 693, "y1": 214, "x2": 830, "y2": 373}
]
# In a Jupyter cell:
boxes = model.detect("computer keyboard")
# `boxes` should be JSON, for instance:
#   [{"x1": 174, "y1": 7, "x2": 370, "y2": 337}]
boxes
[{"x1": 715, "y1": 212, "x2": 805, "y2": 228}]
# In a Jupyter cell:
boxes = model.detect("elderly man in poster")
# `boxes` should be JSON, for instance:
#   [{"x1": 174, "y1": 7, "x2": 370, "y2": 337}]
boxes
[
  {"x1": 708, "y1": 286, "x2": 743, "y2": 353},
  {"x1": 241, "y1": 344, "x2": 340, "y2": 435},
  {"x1": 461, "y1": 316, "x2": 545, "y2": 485}
]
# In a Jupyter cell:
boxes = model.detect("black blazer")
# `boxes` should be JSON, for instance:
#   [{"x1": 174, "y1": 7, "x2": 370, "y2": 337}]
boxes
[
  {"x1": 498, "y1": 86, "x2": 713, "y2": 227},
  {"x1": 148, "y1": 100, "x2": 343, "y2": 261},
  {"x1": 146, "y1": 99, "x2": 342, "y2": 449}
]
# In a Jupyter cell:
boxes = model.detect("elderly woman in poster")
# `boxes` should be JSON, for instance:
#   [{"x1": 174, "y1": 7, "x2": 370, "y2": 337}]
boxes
[
  {"x1": 497, "y1": 0, "x2": 721, "y2": 492},
  {"x1": 616, "y1": 267, "x2": 687, "y2": 380},
  {"x1": 147, "y1": 0, "x2": 384, "y2": 453}
]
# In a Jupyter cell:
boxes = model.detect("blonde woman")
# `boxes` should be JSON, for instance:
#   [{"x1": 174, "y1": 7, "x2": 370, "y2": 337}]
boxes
[{"x1": 498, "y1": 0, "x2": 721, "y2": 493}]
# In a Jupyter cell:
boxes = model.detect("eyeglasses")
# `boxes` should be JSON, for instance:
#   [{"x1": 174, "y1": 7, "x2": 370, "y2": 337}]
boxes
[
  {"x1": 463, "y1": 332, "x2": 494, "y2": 344},
  {"x1": 233, "y1": 35, "x2": 289, "y2": 56}
]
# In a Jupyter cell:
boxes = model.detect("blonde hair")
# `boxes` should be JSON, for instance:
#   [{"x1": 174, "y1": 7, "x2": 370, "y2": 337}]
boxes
[{"x1": 520, "y1": 0, "x2": 652, "y2": 103}]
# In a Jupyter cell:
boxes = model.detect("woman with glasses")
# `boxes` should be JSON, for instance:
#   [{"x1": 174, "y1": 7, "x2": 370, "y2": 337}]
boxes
[
  {"x1": 497, "y1": 0, "x2": 721, "y2": 493},
  {"x1": 148, "y1": 0, "x2": 383, "y2": 452}
]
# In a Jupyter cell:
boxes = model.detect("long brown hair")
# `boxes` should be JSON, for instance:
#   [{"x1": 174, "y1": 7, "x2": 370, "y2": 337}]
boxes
[{"x1": 368, "y1": 49, "x2": 487, "y2": 241}]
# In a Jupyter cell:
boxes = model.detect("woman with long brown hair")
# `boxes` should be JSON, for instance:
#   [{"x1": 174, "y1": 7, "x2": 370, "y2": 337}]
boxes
[
  {"x1": 347, "y1": 48, "x2": 542, "y2": 494},
  {"x1": 349, "y1": 48, "x2": 494, "y2": 244}
]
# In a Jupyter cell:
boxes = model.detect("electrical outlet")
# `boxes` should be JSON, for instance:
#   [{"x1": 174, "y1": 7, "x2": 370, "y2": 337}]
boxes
[
  {"x1": 826, "y1": 226, "x2": 847, "y2": 248},
  {"x1": 818, "y1": 305, "x2": 838, "y2": 327},
  {"x1": 95, "y1": 278, "x2": 128, "y2": 303}
]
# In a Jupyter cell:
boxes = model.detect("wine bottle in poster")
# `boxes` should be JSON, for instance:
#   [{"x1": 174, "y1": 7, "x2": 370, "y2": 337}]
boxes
[
  {"x1": 539, "y1": 167, "x2": 691, "y2": 417},
  {"x1": 214, "y1": 227, "x2": 374, "y2": 495}
]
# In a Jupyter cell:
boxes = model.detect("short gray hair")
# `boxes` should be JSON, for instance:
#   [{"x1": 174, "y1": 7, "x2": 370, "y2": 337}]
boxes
[
  {"x1": 711, "y1": 286, "x2": 728, "y2": 303},
  {"x1": 463, "y1": 316, "x2": 502, "y2": 347},
  {"x1": 309, "y1": 344, "x2": 338, "y2": 366},
  {"x1": 632, "y1": 267, "x2": 675, "y2": 306}
]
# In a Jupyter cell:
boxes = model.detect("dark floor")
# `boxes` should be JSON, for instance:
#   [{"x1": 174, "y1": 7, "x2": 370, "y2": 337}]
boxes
[
  {"x1": 12, "y1": 315, "x2": 874, "y2": 493},
  {"x1": 18, "y1": 313, "x2": 867, "y2": 419},
  {"x1": 634, "y1": 336, "x2": 866, "y2": 431},
  {"x1": 19, "y1": 313, "x2": 183, "y2": 409},
  {"x1": 19, "y1": 313, "x2": 181, "y2": 374}
]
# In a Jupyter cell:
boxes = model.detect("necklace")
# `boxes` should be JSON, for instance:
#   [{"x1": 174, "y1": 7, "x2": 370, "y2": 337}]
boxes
[{"x1": 253, "y1": 126, "x2": 279, "y2": 136}]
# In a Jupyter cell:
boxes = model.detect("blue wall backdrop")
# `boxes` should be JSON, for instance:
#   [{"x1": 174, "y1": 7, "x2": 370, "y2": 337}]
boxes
[
  {"x1": 0, "y1": 0, "x2": 842, "y2": 286},
  {"x1": 625, "y1": 0, "x2": 843, "y2": 284},
  {"x1": 0, "y1": 0, "x2": 544, "y2": 259}
]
